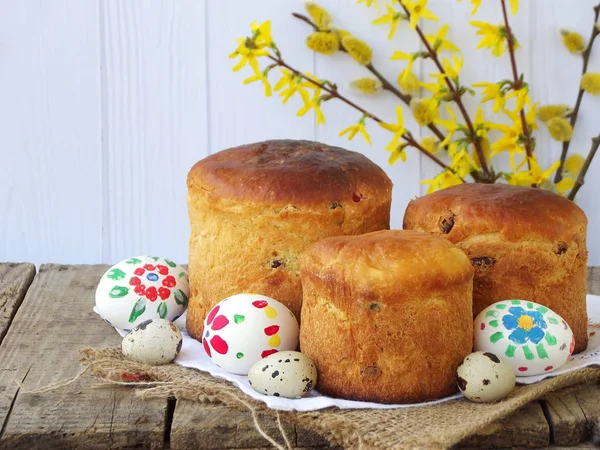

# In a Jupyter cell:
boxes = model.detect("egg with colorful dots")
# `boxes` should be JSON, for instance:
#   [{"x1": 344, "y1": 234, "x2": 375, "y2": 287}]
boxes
[
  {"x1": 201, "y1": 294, "x2": 299, "y2": 375},
  {"x1": 474, "y1": 299, "x2": 574, "y2": 377}
]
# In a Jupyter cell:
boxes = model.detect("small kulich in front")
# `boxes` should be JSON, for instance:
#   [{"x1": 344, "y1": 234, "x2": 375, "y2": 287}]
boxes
[{"x1": 300, "y1": 230, "x2": 474, "y2": 403}]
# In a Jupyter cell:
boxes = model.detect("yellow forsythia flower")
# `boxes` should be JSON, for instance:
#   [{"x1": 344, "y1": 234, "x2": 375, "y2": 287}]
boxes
[
  {"x1": 305, "y1": 2, "x2": 332, "y2": 30},
  {"x1": 358, "y1": 0, "x2": 379, "y2": 9},
  {"x1": 581, "y1": 72, "x2": 600, "y2": 95},
  {"x1": 388, "y1": 145, "x2": 408, "y2": 165},
  {"x1": 442, "y1": 55, "x2": 463, "y2": 81},
  {"x1": 297, "y1": 89, "x2": 326, "y2": 125},
  {"x1": 469, "y1": 0, "x2": 482, "y2": 15},
  {"x1": 401, "y1": 0, "x2": 438, "y2": 30},
  {"x1": 380, "y1": 106, "x2": 406, "y2": 152},
  {"x1": 425, "y1": 24, "x2": 459, "y2": 54},
  {"x1": 250, "y1": 21, "x2": 274, "y2": 49},
  {"x1": 470, "y1": 21, "x2": 511, "y2": 57},
  {"x1": 508, "y1": 158, "x2": 560, "y2": 187},
  {"x1": 434, "y1": 104, "x2": 459, "y2": 146},
  {"x1": 341, "y1": 36, "x2": 373, "y2": 65},
  {"x1": 546, "y1": 117, "x2": 574, "y2": 142},
  {"x1": 372, "y1": 5, "x2": 403, "y2": 40},
  {"x1": 243, "y1": 71, "x2": 272, "y2": 97},
  {"x1": 339, "y1": 117, "x2": 372, "y2": 144},
  {"x1": 564, "y1": 153, "x2": 585, "y2": 178},
  {"x1": 349, "y1": 78, "x2": 383, "y2": 95},
  {"x1": 536, "y1": 104, "x2": 571, "y2": 122},
  {"x1": 306, "y1": 32, "x2": 339, "y2": 55},
  {"x1": 410, "y1": 98, "x2": 439, "y2": 126},
  {"x1": 421, "y1": 170, "x2": 463, "y2": 194},
  {"x1": 420, "y1": 136, "x2": 441, "y2": 154},
  {"x1": 472, "y1": 81, "x2": 506, "y2": 112},
  {"x1": 560, "y1": 30, "x2": 586, "y2": 54}
]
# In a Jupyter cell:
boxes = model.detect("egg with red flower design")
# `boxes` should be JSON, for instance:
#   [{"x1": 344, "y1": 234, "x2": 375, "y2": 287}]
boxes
[
  {"x1": 95, "y1": 256, "x2": 189, "y2": 331},
  {"x1": 201, "y1": 293, "x2": 299, "y2": 375}
]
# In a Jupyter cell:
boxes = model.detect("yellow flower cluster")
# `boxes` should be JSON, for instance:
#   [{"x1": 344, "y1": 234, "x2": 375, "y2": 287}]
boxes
[
  {"x1": 306, "y1": 32, "x2": 339, "y2": 55},
  {"x1": 230, "y1": 0, "x2": 595, "y2": 200},
  {"x1": 304, "y1": 2, "x2": 374, "y2": 66},
  {"x1": 536, "y1": 103, "x2": 573, "y2": 143},
  {"x1": 349, "y1": 78, "x2": 383, "y2": 95},
  {"x1": 581, "y1": 73, "x2": 600, "y2": 95},
  {"x1": 561, "y1": 30, "x2": 586, "y2": 54}
]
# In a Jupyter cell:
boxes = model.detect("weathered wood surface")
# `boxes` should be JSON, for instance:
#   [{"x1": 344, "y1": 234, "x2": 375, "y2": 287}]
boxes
[
  {"x1": 0, "y1": 263, "x2": 35, "y2": 345},
  {"x1": 0, "y1": 264, "x2": 168, "y2": 449},
  {"x1": 457, "y1": 402, "x2": 550, "y2": 448},
  {"x1": 542, "y1": 383, "x2": 600, "y2": 447},
  {"x1": 0, "y1": 264, "x2": 599, "y2": 449}
]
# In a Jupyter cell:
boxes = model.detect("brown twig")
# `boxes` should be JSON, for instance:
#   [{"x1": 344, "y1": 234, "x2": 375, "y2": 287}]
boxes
[
  {"x1": 291, "y1": 12, "x2": 448, "y2": 145},
  {"x1": 398, "y1": 1, "x2": 492, "y2": 179},
  {"x1": 555, "y1": 2, "x2": 600, "y2": 183},
  {"x1": 292, "y1": 12, "x2": 319, "y2": 31},
  {"x1": 567, "y1": 133, "x2": 600, "y2": 200},
  {"x1": 500, "y1": 0, "x2": 535, "y2": 183},
  {"x1": 267, "y1": 54, "x2": 462, "y2": 178}
]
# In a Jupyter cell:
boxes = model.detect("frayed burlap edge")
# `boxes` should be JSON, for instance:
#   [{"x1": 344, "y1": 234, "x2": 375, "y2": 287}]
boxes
[{"x1": 78, "y1": 347, "x2": 600, "y2": 450}]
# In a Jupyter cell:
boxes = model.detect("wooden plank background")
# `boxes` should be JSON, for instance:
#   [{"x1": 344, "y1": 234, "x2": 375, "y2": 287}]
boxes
[{"x1": 1, "y1": 0, "x2": 599, "y2": 267}]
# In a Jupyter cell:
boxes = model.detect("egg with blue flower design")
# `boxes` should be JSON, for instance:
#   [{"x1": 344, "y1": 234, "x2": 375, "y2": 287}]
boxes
[{"x1": 474, "y1": 300, "x2": 574, "y2": 376}]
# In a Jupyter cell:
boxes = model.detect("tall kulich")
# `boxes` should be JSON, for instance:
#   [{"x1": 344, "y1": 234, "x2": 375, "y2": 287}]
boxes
[
  {"x1": 403, "y1": 183, "x2": 589, "y2": 353},
  {"x1": 186, "y1": 139, "x2": 393, "y2": 341}
]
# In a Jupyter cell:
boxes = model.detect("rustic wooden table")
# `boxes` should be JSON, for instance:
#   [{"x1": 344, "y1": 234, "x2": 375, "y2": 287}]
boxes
[{"x1": 0, "y1": 263, "x2": 599, "y2": 449}]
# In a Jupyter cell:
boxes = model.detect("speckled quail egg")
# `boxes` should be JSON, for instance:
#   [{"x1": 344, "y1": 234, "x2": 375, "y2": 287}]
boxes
[
  {"x1": 457, "y1": 351, "x2": 516, "y2": 403},
  {"x1": 122, "y1": 319, "x2": 183, "y2": 365},
  {"x1": 248, "y1": 351, "x2": 317, "y2": 399}
]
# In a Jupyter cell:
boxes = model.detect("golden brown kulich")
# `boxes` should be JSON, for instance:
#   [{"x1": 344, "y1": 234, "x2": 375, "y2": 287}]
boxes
[
  {"x1": 186, "y1": 139, "x2": 393, "y2": 340},
  {"x1": 403, "y1": 183, "x2": 589, "y2": 353},
  {"x1": 300, "y1": 230, "x2": 474, "y2": 404}
]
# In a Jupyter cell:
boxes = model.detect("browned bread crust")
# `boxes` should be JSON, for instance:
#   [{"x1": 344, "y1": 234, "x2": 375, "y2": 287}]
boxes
[
  {"x1": 299, "y1": 230, "x2": 474, "y2": 403},
  {"x1": 403, "y1": 183, "x2": 589, "y2": 353},
  {"x1": 186, "y1": 140, "x2": 392, "y2": 340}
]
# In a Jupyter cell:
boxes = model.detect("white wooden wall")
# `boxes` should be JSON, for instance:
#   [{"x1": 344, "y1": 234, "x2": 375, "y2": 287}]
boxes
[{"x1": 1, "y1": 0, "x2": 599, "y2": 266}]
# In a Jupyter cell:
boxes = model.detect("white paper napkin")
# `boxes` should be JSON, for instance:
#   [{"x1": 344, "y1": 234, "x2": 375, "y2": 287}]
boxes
[{"x1": 100, "y1": 295, "x2": 600, "y2": 412}]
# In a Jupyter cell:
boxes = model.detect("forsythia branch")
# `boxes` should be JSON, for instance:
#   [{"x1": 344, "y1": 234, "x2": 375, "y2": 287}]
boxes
[
  {"x1": 567, "y1": 133, "x2": 600, "y2": 200},
  {"x1": 500, "y1": 0, "x2": 534, "y2": 181},
  {"x1": 268, "y1": 54, "x2": 462, "y2": 178},
  {"x1": 555, "y1": 1, "x2": 600, "y2": 183},
  {"x1": 398, "y1": 0, "x2": 492, "y2": 179},
  {"x1": 291, "y1": 12, "x2": 449, "y2": 145}
]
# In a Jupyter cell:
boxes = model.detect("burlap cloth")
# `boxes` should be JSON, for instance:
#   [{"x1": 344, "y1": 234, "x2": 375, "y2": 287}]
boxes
[{"x1": 78, "y1": 347, "x2": 600, "y2": 449}]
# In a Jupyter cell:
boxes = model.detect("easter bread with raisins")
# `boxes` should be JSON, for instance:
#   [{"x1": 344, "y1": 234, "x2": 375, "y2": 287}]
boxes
[{"x1": 186, "y1": 139, "x2": 393, "y2": 340}]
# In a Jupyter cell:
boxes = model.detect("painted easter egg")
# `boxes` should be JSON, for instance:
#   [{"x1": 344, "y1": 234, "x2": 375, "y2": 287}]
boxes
[
  {"x1": 474, "y1": 300, "x2": 575, "y2": 376},
  {"x1": 201, "y1": 293, "x2": 299, "y2": 375},
  {"x1": 248, "y1": 351, "x2": 317, "y2": 399},
  {"x1": 95, "y1": 256, "x2": 189, "y2": 331}
]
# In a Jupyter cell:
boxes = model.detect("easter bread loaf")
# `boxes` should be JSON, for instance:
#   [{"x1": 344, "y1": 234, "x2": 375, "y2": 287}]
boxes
[
  {"x1": 299, "y1": 230, "x2": 474, "y2": 403},
  {"x1": 186, "y1": 139, "x2": 393, "y2": 341},
  {"x1": 403, "y1": 183, "x2": 589, "y2": 353}
]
